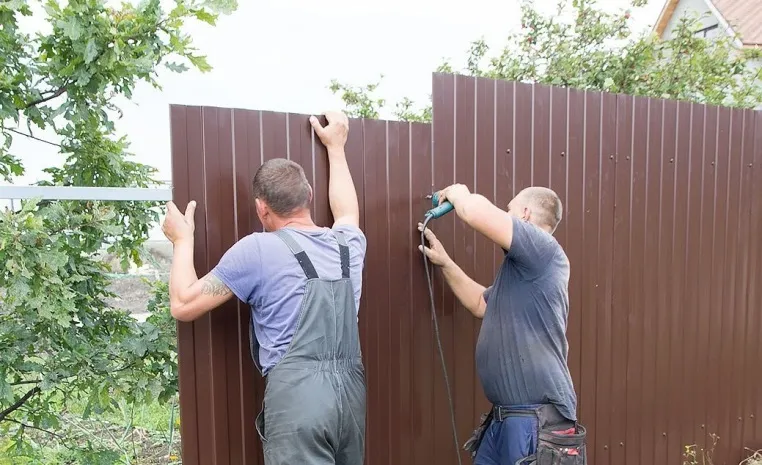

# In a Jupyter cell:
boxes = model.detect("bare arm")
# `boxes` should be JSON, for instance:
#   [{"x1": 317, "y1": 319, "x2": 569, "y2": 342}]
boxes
[
  {"x1": 162, "y1": 201, "x2": 234, "y2": 322},
  {"x1": 168, "y1": 239, "x2": 198, "y2": 308},
  {"x1": 310, "y1": 112, "x2": 360, "y2": 228},
  {"x1": 418, "y1": 223, "x2": 487, "y2": 318},
  {"x1": 441, "y1": 261, "x2": 488, "y2": 319},
  {"x1": 442, "y1": 187, "x2": 515, "y2": 251},
  {"x1": 168, "y1": 238, "x2": 234, "y2": 322},
  {"x1": 327, "y1": 146, "x2": 360, "y2": 227}
]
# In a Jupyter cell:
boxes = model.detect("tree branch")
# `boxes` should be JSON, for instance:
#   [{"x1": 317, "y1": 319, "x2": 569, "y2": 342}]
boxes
[
  {"x1": 10, "y1": 379, "x2": 40, "y2": 386},
  {"x1": 0, "y1": 386, "x2": 41, "y2": 422},
  {"x1": 24, "y1": 85, "x2": 68, "y2": 109},
  {"x1": 4, "y1": 418, "x2": 67, "y2": 441},
  {"x1": 6, "y1": 128, "x2": 61, "y2": 148}
]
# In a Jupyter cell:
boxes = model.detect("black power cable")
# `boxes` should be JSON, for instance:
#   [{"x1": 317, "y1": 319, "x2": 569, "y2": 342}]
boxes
[{"x1": 420, "y1": 214, "x2": 463, "y2": 465}]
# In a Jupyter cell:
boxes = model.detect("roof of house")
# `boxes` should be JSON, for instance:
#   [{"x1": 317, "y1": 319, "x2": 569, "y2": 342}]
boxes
[{"x1": 653, "y1": 0, "x2": 762, "y2": 47}]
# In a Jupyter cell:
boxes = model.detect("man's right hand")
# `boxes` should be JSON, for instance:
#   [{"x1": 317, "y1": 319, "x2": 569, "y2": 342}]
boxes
[
  {"x1": 418, "y1": 222, "x2": 487, "y2": 319},
  {"x1": 417, "y1": 222, "x2": 452, "y2": 267},
  {"x1": 310, "y1": 111, "x2": 349, "y2": 152}
]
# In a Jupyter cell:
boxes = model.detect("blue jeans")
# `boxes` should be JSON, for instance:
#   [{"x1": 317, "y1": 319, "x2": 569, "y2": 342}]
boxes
[{"x1": 474, "y1": 404, "x2": 541, "y2": 465}]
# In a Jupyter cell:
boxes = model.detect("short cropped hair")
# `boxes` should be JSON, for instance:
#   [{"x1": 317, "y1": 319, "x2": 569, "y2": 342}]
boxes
[
  {"x1": 252, "y1": 158, "x2": 311, "y2": 216},
  {"x1": 520, "y1": 186, "x2": 563, "y2": 232}
]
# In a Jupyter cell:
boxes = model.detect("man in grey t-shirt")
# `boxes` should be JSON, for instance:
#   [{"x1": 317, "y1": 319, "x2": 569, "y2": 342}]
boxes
[
  {"x1": 161, "y1": 111, "x2": 367, "y2": 465},
  {"x1": 418, "y1": 184, "x2": 581, "y2": 465}
]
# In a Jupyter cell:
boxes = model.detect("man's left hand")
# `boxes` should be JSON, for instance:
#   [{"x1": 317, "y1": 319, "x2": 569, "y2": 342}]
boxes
[
  {"x1": 162, "y1": 200, "x2": 197, "y2": 245},
  {"x1": 437, "y1": 183, "x2": 471, "y2": 206}
]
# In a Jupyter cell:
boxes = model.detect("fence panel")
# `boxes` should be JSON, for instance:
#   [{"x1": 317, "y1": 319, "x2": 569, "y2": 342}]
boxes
[
  {"x1": 169, "y1": 72, "x2": 762, "y2": 465},
  {"x1": 431, "y1": 72, "x2": 762, "y2": 465},
  {"x1": 171, "y1": 107, "x2": 477, "y2": 464}
]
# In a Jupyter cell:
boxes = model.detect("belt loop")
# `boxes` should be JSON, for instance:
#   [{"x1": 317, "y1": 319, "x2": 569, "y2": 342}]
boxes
[{"x1": 492, "y1": 405, "x2": 502, "y2": 422}]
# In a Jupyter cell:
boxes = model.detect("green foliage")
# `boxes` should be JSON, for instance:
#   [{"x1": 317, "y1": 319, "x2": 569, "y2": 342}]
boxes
[
  {"x1": 330, "y1": 0, "x2": 762, "y2": 121},
  {"x1": 393, "y1": 97, "x2": 432, "y2": 123},
  {"x1": 328, "y1": 76, "x2": 386, "y2": 119},
  {"x1": 0, "y1": 0, "x2": 235, "y2": 459}
]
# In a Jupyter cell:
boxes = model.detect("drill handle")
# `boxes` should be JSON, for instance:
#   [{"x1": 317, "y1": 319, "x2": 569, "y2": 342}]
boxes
[{"x1": 425, "y1": 192, "x2": 454, "y2": 219}]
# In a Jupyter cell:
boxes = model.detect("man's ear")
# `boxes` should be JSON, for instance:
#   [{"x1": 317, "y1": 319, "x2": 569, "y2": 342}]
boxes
[
  {"x1": 255, "y1": 198, "x2": 267, "y2": 216},
  {"x1": 308, "y1": 185, "x2": 314, "y2": 203}
]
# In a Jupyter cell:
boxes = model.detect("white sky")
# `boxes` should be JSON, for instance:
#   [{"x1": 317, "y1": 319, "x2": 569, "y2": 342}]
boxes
[{"x1": 3, "y1": 0, "x2": 665, "y2": 236}]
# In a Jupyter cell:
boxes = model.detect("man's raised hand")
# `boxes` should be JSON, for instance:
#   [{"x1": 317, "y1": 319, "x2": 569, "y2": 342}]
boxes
[
  {"x1": 162, "y1": 200, "x2": 196, "y2": 245},
  {"x1": 309, "y1": 111, "x2": 349, "y2": 152}
]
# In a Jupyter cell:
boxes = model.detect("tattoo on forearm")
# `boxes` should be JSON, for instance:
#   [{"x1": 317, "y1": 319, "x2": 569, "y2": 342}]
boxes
[{"x1": 201, "y1": 275, "x2": 231, "y2": 297}]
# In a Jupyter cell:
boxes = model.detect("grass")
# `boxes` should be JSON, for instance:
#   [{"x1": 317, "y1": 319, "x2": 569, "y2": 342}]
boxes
[{"x1": 1, "y1": 393, "x2": 181, "y2": 465}]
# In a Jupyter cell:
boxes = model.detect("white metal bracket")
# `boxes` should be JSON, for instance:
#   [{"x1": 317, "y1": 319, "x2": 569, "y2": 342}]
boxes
[{"x1": 0, "y1": 186, "x2": 173, "y2": 202}]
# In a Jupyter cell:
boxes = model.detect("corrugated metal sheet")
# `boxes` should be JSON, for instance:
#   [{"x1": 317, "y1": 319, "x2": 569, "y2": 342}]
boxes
[
  {"x1": 169, "y1": 73, "x2": 762, "y2": 465},
  {"x1": 431, "y1": 72, "x2": 762, "y2": 465},
  {"x1": 169, "y1": 106, "x2": 488, "y2": 465}
]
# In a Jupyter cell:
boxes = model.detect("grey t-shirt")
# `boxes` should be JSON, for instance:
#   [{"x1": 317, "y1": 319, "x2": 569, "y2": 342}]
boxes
[
  {"x1": 211, "y1": 224, "x2": 366, "y2": 375},
  {"x1": 476, "y1": 215, "x2": 577, "y2": 421}
]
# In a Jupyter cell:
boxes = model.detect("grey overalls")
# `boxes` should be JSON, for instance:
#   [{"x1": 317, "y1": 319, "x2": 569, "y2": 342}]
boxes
[{"x1": 253, "y1": 228, "x2": 366, "y2": 465}]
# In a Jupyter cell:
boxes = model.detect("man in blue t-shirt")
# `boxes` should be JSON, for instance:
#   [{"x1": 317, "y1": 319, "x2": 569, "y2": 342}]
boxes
[
  {"x1": 418, "y1": 184, "x2": 582, "y2": 465},
  {"x1": 161, "y1": 111, "x2": 367, "y2": 465}
]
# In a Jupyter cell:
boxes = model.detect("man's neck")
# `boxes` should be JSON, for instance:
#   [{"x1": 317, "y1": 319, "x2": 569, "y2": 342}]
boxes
[
  {"x1": 273, "y1": 212, "x2": 320, "y2": 231},
  {"x1": 529, "y1": 220, "x2": 553, "y2": 234}
]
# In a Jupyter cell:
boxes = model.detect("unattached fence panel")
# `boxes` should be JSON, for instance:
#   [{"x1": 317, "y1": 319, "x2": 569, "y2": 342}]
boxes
[
  {"x1": 431, "y1": 72, "x2": 762, "y2": 465},
  {"x1": 171, "y1": 107, "x2": 457, "y2": 464}
]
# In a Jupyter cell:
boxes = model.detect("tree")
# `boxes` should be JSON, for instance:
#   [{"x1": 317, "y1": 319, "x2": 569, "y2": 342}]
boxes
[
  {"x1": 330, "y1": 0, "x2": 762, "y2": 120},
  {"x1": 0, "y1": 0, "x2": 236, "y2": 461}
]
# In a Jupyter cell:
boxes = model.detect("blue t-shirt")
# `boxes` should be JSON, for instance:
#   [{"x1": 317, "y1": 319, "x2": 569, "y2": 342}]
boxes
[
  {"x1": 211, "y1": 224, "x2": 367, "y2": 375},
  {"x1": 476, "y1": 216, "x2": 577, "y2": 421}
]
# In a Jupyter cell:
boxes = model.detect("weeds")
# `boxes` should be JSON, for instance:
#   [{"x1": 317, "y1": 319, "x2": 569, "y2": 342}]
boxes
[
  {"x1": 684, "y1": 433, "x2": 719, "y2": 465},
  {"x1": 683, "y1": 433, "x2": 762, "y2": 465},
  {"x1": 740, "y1": 448, "x2": 762, "y2": 465}
]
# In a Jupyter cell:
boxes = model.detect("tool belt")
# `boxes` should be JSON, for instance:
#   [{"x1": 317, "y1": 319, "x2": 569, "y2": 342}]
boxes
[
  {"x1": 463, "y1": 404, "x2": 588, "y2": 465},
  {"x1": 463, "y1": 409, "x2": 493, "y2": 459}
]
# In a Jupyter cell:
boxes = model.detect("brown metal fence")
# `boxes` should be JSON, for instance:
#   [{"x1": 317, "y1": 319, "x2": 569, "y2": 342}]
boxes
[{"x1": 169, "y1": 73, "x2": 762, "y2": 465}]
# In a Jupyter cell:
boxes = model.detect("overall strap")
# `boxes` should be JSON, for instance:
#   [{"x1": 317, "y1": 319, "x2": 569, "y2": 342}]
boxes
[
  {"x1": 335, "y1": 231, "x2": 350, "y2": 279},
  {"x1": 273, "y1": 229, "x2": 319, "y2": 279}
]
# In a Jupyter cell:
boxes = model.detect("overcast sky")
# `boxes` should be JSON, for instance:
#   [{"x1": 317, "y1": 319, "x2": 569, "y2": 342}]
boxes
[{"x1": 4, "y1": 0, "x2": 665, "y2": 233}]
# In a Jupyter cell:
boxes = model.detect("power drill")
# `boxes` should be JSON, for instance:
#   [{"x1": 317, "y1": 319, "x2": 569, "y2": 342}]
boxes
[{"x1": 424, "y1": 192, "x2": 454, "y2": 219}]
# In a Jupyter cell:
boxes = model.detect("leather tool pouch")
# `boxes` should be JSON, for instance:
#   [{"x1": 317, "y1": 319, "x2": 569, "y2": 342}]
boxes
[
  {"x1": 463, "y1": 409, "x2": 494, "y2": 459},
  {"x1": 512, "y1": 404, "x2": 588, "y2": 465},
  {"x1": 516, "y1": 423, "x2": 588, "y2": 465},
  {"x1": 533, "y1": 423, "x2": 587, "y2": 465}
]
